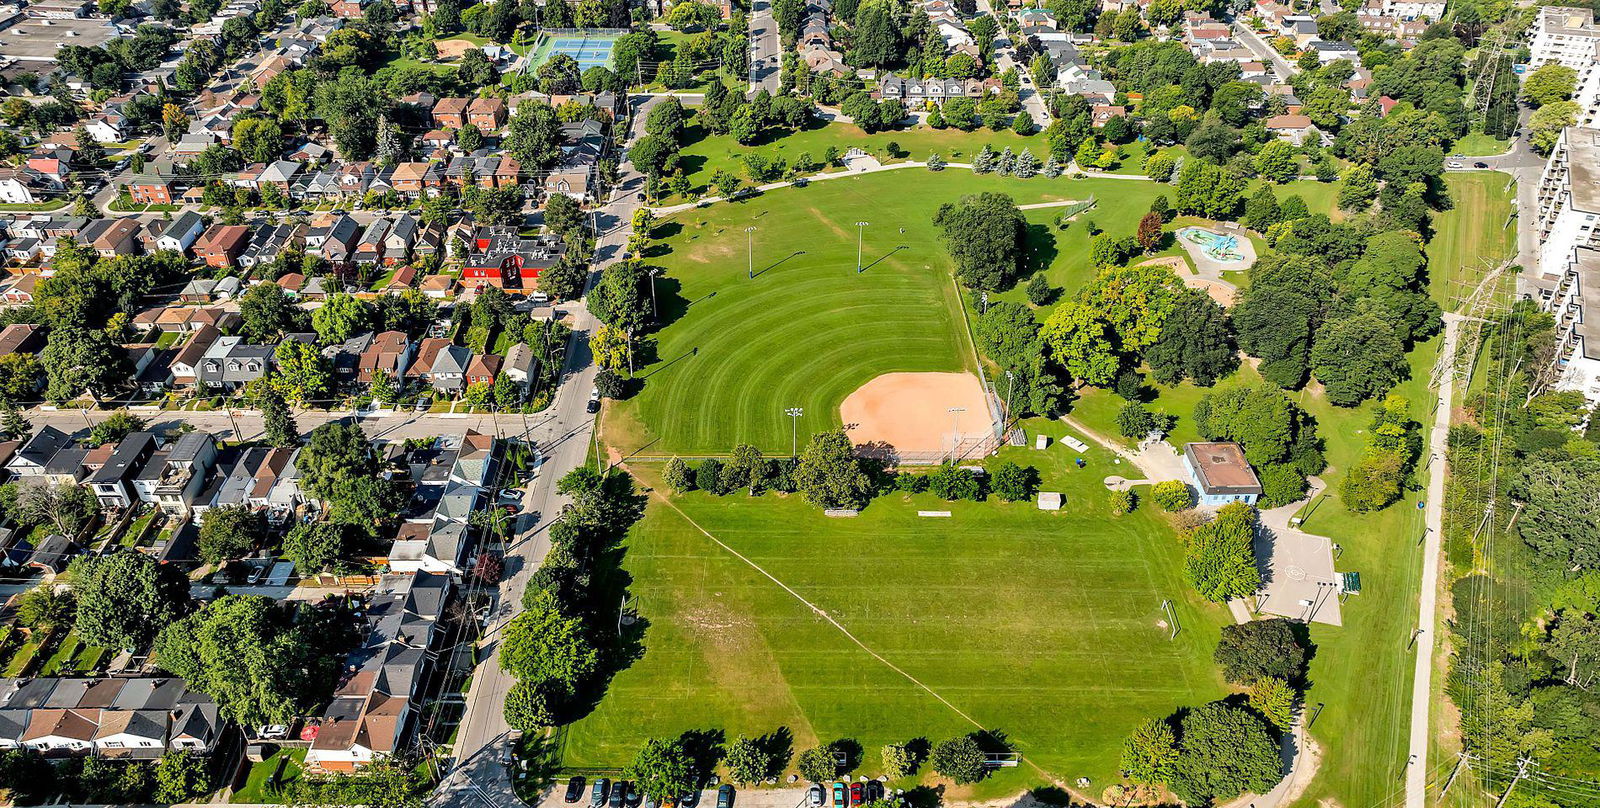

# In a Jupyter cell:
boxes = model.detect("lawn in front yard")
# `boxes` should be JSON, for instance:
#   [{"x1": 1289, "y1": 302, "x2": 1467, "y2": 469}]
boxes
[{"x1": 563, "y1": 420, "x2": 1230, "y2": 794}]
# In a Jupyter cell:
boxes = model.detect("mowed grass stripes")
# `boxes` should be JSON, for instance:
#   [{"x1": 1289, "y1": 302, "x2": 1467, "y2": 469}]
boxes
[{"x1": 605, "y1": 172, "x2": 1170, "y2": 457}]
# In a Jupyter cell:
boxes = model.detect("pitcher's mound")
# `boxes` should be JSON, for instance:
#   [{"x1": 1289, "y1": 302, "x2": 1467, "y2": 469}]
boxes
[{"x1": 840, "y1": 372, "x2": 992, "y2": 456}]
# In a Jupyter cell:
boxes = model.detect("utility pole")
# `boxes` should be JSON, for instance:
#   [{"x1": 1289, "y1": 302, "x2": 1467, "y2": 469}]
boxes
[
  {"x1": 855, "y1": 221, "x2": 869, "y2": 272},
  {"x1": 1440, "y1": 753, "x2": 1469, "y2": 797},
  {"x1": 785, "y1": 407, "x2": 803, "y2": 457},
  {"x1": 1494, "y1": 757, "x2": 1535, "y2": 808},
  {"x1": 745, "y1": 226, "x2": 757, "y2": 279}
]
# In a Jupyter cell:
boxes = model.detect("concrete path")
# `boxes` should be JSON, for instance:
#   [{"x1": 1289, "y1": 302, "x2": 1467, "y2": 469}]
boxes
[{"x1": 1405, "y1": 314, "x2": 1463, "y2": 808}]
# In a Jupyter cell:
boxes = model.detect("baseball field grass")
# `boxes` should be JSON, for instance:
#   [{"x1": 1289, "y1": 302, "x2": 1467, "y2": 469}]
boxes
[
  {"x1": 559, "y1": 417, "x2": 1231, "y2": 796},
  {"x1": 603, "y1": 171, "x2": 1172, "y2": 457}
]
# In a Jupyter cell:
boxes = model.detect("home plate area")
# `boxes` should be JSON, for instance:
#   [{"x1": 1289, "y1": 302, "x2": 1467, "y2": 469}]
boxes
[{"x1": 839, "y1": 371, "x2": 997, "y2": 464}]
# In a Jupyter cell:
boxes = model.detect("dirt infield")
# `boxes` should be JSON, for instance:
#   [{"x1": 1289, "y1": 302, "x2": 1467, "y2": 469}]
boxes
[{"x1": 839, "y1": 372, "x2": 992, "y2": 456}]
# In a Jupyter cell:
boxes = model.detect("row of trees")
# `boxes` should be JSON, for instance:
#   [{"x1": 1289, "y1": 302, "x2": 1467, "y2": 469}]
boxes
[
  {"x1": 662, "y1": 450, "x2": 1040, "y2": 504},
  {"x1": 502, "y1": 467, "x2": 645, "y2": 729}
]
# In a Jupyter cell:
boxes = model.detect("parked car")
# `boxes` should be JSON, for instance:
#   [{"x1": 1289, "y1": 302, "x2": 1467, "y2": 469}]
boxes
[
  {"x1": 257, "y1": 724, "x2": 288, "y2": 739},
  {"x1": 608, "y1": 782, "x2": 625, "y2": 808},
  {"x1": 849, "y1": 783, "x2": 863, "y2": 806},
  {"x1": 645, "y1": 797, "x2": 659, "y2": 808},
  {"x1": 679, "y1": 790, "x2": 700, "y2": 808},
  {"x1": 1474, "y1": 161, "x2": 1490, "y2": 168},
  {"x1": 567, "y1": 777, "x2": 587, "y2": 803},
  {"x1": 864, "y1": 782, "x2": 883, "y2": 803},
  {"x1": 500, "y1": 488, "x2": 521, "y2": 500},
  {"x1": 807, "y1": 785, "x2": 824, "y2": 807},
  {"x1": 716, "y1": 785, "x2": 734, "y2": 808},
  {"x1": 586, "y1": 398, "x2": 601, "y2": 413},
  {"x1": 832, "y1": 782, "x2": 847, "y2": 808},
  {"x1": 627, "y1": 784, "x2": 644, "y2": 808},
  {"x1": 593, "y1": 778, "x2": 611, "y2": 808}
]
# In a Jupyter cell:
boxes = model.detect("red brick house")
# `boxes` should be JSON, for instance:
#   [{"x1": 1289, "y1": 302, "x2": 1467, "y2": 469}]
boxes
[{"x1": 194, "y1": 225, "x2": 251, "y2": 268}]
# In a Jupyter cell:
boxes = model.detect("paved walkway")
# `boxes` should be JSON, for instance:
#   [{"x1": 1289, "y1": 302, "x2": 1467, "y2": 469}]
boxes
[{"x1": 1405, "y1": 314, "x2": 1463, "y2": 808}]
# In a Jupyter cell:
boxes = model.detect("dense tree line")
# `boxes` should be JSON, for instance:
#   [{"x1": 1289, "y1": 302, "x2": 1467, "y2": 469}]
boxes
[
  {"x1": 503, "y1": 467, "x2": 645, "y2": 729},
  {"x1": 1440, "y1": 303, "x2": 1600, "y2": 802}
]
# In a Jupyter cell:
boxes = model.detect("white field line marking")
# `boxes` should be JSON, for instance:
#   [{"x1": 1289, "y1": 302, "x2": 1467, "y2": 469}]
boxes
[{"x1": 650, "y1": 490, "x2": 1062, "y2": 784}]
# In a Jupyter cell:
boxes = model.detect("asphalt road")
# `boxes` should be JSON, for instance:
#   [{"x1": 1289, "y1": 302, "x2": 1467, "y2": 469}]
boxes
[
  {"x1": 428, "y1": 95, "x2": 660, "y2": 808},
  {"x1": 749, "y1": 0, "x2": 783, "y2": 96},
  {"x1": 1232, "y1": 21, "x2": 1298, "y2": 80}
]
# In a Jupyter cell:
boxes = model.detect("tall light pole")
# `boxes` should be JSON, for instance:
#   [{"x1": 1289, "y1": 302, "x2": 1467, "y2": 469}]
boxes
[
  {"x1": 1004, "y1": 370, "x2": 1015, "y2": 427},
  {"x1": 745, "y1": 226, "x2": 757, "y2": 279},
  {"x1": 948, "y1": 406, "x2": 965, "y2": 456},
  {"x1": 785, "y1": 406, "x2": 803, "y2": 456},
  {"x1": 648, "y1": 267, "x2": 660, "y2": 317},
  {"x1": 854, "y1": 221, "x2": 870, "y2": 272}
]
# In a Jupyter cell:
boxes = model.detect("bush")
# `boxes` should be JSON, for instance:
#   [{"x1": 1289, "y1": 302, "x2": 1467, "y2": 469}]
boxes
[
  {"x1": 796, "y1": 747, "x2": 838, "y2": 783},
  {"x1": 696, "y1": 458, "x2": 727, "y2": 494},
  {"x1": 881, "y1": 743, "x2": 918, "y2": 778},
  {"x1": 927, "y1": 463, "x2": 982, "y2": 501},
  {"x1": 1256, "y1": 463, "x2": 1308, "y2": 508},
  {"x1": 503, "y1": 679, "x2": 555, "y2": 730},
  {"x1": 1152, "y1": 480, "x2": 1192, "y2": 512},
  {"x1": 929, "y1": 734, "x2": 988, "y2": 784},
  {"x1": 990, "y1": 462, "x2": 1037, "y2": 502},
  {"x1": 664, "y1": 457, "x2": 695, "y2": 493},
  {"x1": 1109, "y1": 489, "x2": 1136, "y2": 515},
  {"x1": 1214, "y1": 618, "x2": 1308, "y2": 684},
  {"x1": 894, "y1": 472, "x2": 928, "y2": 493}
]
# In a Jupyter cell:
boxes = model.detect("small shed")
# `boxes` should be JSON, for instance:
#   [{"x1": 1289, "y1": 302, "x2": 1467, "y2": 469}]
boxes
[
  {"x1": 1037, "y1": 492, "x2": 1063, "y2": 510},
  {"x1": 1034, "y1": 434, "x2": 1049, "y2": 450}
]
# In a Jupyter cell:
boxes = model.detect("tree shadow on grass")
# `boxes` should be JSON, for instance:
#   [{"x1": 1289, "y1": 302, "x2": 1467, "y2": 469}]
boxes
[{"x1": 1024, "y1": 223, "x2": 1059, "y2": 276}]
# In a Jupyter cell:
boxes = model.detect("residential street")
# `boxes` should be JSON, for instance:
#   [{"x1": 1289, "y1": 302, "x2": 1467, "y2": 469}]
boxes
[
  {"x1": 427, "y1": 95, "x2": 659, "y2": 808},
  {"x1": 1232, "y1": 21, "x2": 1297, "y2": 80},
  {"x1": 749, "y1": 0, "x2": 783, "y2": 96},
  {"x1": 975, "y1": 0, "x2": 1050, "y2": 125}
]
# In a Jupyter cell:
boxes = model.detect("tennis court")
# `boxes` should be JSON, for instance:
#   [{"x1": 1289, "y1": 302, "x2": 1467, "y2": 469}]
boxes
[{"x1": 533, "y1": 32, "x2": 620, "y2": 72}]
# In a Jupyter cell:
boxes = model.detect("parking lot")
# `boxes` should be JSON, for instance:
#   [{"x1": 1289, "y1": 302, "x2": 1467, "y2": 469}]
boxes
[{"x1": 0, "y1": 16, "x2": 121, "y2": 61}]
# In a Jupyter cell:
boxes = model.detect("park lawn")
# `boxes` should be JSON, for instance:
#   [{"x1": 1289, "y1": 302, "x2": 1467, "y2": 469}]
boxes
[
  {"x1": 672, "y1": 121, "x2": 1049, "y2": 197},
  {"x1": 1452, "y1": 132, "x2": 1511, "y2": 157},
  {"x1": 1426, "y1": 172, "x2": 1516, "y2": 309},
  {"x1": 607, "y1": 171, "x2": 1161, "y2": 456},
  {"x1": 1071, "y1": 338, "x2": 1441, "y2": 808},
  {"x1": 564, "y1": 418, "x2": 1231, "y2": 793}
]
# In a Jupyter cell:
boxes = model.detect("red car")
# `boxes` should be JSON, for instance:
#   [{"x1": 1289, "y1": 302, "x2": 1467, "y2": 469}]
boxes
[{"x1": 848, "y1": 783, "x2": 863, "y2": 807}]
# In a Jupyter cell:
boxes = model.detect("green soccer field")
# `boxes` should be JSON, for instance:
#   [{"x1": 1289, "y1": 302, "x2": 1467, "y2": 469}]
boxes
[
  {"x1": 604, "y1": 171, "x2": 1171, "y2": 457},
  {"x1": 559, "y1": 418, "x2": 1231, "y2": 793}
]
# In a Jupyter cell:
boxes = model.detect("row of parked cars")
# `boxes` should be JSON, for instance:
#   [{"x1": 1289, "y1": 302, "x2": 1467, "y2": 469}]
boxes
[
  {"x1": 811, "y1": 781, "x2": 886, "y2": 808},
  {"x1": 568, "y1": 777, "x2": 735, "y2": 808}
]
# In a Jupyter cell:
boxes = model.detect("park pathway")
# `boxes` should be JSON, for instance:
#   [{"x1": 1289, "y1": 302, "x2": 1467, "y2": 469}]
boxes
[{"x1": 1405, "y1": 314, "x2": 1463, "y2": 808}]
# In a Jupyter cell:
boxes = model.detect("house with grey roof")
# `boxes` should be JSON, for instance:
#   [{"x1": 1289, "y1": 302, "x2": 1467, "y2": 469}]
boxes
[
  {"x1": 427, "y1": 344, "x2": 472, "y2": 394},
  {"x1": 89, "y1": 432, "x2": 158, "y2": 509}
]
